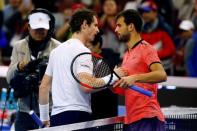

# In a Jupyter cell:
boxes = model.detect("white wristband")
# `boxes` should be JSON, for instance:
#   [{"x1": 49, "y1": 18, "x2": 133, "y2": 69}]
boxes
[
  {"x1": 39, "y1": 103, "x2": 50, "y2": 121},
  {"x1": 102, "y1": 74, "x2": 119, "y2": 85},
  {"x1": 111, "y1": 74, "x2": 119, "y2": 84},
  {"x1": 102, "y1": 75, "x2": 111, "y2": 84}
]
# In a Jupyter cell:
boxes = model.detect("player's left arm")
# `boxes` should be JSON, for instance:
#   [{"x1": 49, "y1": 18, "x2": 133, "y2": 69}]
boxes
[
  {"x1": 113, "y1": 63, "x2": 167, "y2": 88},
  {"x1": 133, "y1": 62, "x2": 167, "y2": 83}
]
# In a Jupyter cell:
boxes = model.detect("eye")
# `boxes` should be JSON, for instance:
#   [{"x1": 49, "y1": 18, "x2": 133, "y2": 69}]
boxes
[{"x1": 116, "y1": 24, "x2": 121, "y2": 28}]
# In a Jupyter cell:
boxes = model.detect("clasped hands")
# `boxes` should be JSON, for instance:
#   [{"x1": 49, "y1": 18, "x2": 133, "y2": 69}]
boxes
[{"x1": 113, "y1": 67, "x2": 136, "y2": 89}]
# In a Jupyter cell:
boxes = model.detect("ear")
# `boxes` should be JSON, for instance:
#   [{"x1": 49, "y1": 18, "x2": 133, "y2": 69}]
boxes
[
  {"x1": 81, "y1": 20, "x2": 88, "y2": 30},
  {"x1": 128, "y1": 23, "x2": 134, "y2": 32}
]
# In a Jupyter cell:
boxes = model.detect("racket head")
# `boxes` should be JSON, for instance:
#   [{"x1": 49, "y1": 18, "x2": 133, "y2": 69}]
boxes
[{"x1": 70, "y1": 52, "x2": 113, "y2": 89}]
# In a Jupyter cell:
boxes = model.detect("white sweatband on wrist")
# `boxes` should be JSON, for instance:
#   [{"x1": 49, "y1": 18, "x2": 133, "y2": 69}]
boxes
[
  {"x1": 102, "y1": 75, "x2": 111, "y2": 84},
  {"x1": 110, "y1": 74, "x2": 119, "y2": 84},
  {"x1": 102, "y1": 74, "x2": 119, "y2": 85},
  {"x1": 39, "y1": 103, "x2": 50, "y2": 121}
]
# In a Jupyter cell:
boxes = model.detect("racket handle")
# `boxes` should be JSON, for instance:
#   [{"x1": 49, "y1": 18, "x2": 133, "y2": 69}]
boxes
[
  {"x1": 29, "y1": 110, "x2": 45, "y2": 128},
  {"x1": 129, "y1": 85, "x2": 153, "y2": 97}
]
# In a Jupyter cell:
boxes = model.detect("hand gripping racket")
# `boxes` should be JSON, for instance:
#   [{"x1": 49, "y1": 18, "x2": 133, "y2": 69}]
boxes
[{"x1": 70, "y1": 52, "x2": 153, "y2": 97}]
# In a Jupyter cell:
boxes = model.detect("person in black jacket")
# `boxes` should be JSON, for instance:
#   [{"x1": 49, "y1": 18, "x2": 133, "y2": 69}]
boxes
[{"x1": 7, "y1": 8, "x2": 60, "y2": 131}]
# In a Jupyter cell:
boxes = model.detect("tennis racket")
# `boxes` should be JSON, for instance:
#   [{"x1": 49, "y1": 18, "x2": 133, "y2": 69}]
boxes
[{"x1": 70, "y1": 52, "x2": 153, "y2": 97}]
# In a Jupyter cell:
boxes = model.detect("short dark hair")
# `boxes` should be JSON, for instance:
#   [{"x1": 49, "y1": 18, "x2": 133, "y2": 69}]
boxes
[
  {"x1": 69, "y1": 9, "x2": 96, "y2": 33},
  {"x1": 116, "y1": 9, "x2": 143, "y2": 33}
]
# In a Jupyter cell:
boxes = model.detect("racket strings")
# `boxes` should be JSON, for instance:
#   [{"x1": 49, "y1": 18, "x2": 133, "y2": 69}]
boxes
[
  {"x1": 72, "y1": 53, "x2": 113, "y2": 89},
  {"x1": 92, "y1": 57, "x2": 111, "y2": 78}
]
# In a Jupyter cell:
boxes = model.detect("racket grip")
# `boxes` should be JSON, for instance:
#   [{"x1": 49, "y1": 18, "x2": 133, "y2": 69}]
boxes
[
  {"x1": 129, "y1": 85, "x2": 153, "y2": 97},
  {"x1": 29, "y1": 110, "x2": 45, "y2": 128}
]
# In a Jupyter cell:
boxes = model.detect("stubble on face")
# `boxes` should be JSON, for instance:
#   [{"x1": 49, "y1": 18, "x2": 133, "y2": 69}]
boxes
[{"x1": 118, "y1": 31, "x2": 130, "y2": 43}]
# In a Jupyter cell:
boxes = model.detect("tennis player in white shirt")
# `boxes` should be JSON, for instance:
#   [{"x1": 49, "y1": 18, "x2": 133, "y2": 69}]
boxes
[{"x1": 39, "y1": 9, "x2": 101, "y2": 127}]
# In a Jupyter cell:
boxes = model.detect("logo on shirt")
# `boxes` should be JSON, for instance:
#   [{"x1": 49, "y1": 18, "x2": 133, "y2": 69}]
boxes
[{"x1": 80, "y1": 64, "x2": 91, "y2": 69}]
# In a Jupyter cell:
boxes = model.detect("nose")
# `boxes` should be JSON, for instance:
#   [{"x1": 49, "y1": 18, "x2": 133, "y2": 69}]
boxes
[
  {"x1": 115, "y1": 27, "x2": 118, "y2": 33},
  {"x1": 96, "y1": 27, "x2": 99, "y2": 33}
]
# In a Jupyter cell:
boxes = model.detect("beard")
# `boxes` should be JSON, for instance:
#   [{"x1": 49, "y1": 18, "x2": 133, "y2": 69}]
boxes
[{"x1": 118, "y1": 32, "x2": 130, "y2": 43}]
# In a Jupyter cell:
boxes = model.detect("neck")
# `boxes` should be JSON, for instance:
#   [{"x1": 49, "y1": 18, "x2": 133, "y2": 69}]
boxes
[
  {"x1": 72, "y1": 32, "x2": 87, "y2": 45},
  {"x1": 127, "y1": 32, "x2": 142, "y2": 49}
]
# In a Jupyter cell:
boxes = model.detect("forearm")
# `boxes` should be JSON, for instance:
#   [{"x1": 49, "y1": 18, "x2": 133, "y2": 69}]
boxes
[
  {"x1": 133, "y1": 70, "x2": 167, "y2": 83},
  {"x1": 39, "y1": 75, "x2": 51, "y2": 121},
  {"x1": 39, "y1": 85, "x2": 49, "y2": 105},
  {"x1": 39, "y1": 74, "x2": 51, "y2": 104},
  {"x1": 80, "y1": 76, "x2": 106, "y2": 93},
  {"x1": 78, "y1": 72, "x2": 113, "y2": 93}
]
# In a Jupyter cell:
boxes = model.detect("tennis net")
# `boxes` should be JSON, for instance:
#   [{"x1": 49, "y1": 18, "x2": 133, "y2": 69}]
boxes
[
  {"x1": 31, "y1": 116, "x2": 124, "y2": 131},
  {"x1": 163, "y1": 107, "x2": 197, "y2": 131},
  {"x1": 31, "y1": 107, "x2": 197, "y2": 131}
]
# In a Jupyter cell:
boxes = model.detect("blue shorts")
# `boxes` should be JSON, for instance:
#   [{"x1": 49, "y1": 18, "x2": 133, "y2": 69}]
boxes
[
  {"x1": 50, "y1": 110, "x2": 92, "y2": 127},
  {"x1": 123, "y1": 117, "x2": 165, "y2": 131}
]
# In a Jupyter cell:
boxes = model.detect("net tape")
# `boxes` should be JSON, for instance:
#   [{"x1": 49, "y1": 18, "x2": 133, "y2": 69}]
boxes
[{"x1": 31, "y1": 107, "x2": 197, "y2": 131}]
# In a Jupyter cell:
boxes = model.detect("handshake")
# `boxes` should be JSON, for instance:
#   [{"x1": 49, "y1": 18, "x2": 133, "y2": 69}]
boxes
[{"x1": 102, "y1": 67, "x2": 129, "y2": 86}]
